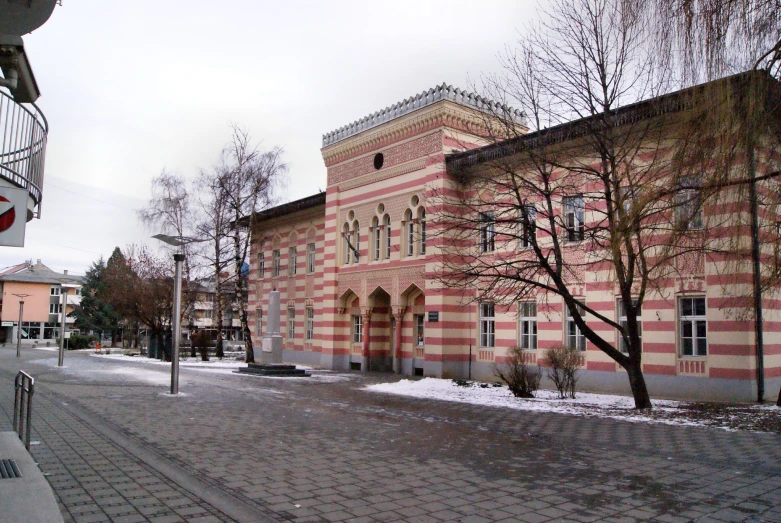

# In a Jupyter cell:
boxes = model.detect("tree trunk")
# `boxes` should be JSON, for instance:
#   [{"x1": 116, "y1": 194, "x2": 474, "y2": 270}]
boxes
[
  {"x1": 233, "y1": 228, "x2": 254, "y2": 363},
  {"x1": 625, "y1": 361, "x2": 652, "y2": 409}
]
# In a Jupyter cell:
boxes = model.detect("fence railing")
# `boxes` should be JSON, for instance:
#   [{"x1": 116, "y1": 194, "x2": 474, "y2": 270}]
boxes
[
  {"x1": 0, "y1": 91, "x2": 48, "y2": 211},
  {"x1": 13, "y1": 371, "x2": 34, "y2": 450}
]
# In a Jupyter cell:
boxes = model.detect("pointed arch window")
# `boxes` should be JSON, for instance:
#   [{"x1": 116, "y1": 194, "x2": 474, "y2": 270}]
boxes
[
  {"x1": 384, "y1": 214, "x2": 392, "y2": 259},
  {"x1": 418, "y1": 208, "x2": 426, "y2": 255}
]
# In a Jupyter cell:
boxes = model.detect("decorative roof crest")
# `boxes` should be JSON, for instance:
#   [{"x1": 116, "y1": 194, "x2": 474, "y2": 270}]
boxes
[{"x1": 322, "y1": 83, "x2": 525, "y2": 147}]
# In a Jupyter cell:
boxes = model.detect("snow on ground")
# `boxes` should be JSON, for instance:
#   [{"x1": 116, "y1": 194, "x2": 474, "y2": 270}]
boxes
[
  {"x1": 89, "y1": 353, "x2": 358, "y2": 382},
  {"x1": 365, "y1": 378, "x2": 781, "y2": 432}
]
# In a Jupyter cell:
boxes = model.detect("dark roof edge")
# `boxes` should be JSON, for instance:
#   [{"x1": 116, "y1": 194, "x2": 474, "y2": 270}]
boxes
[
  {"x1": 446, "y1": 70, "x2": 777, "y2": 171},
  {"x1": 239, "y1": 192, "x2": 327, "y2": 227}
]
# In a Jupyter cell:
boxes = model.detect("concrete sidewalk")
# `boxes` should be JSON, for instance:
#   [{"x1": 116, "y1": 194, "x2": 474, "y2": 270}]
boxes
[
  {"x1": 0, "y1": 431, "x2": 63, "y2": 522},
  {"x1": 2, "y1": 348, "x2": 781, "y2": 522}
]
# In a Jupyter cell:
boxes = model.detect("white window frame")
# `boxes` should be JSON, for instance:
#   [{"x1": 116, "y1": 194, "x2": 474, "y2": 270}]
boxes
[
  {"x1": 618, "y1": 298, "x2": 642, "y2": 354},
  {"x1": 353, "y1": 225, "x2": 360, "y2": 263},
  {"x1": 419, "y1": 208, "x2": 426, "y2": 255},
  {"x1": 563, "y1": 196, "x2": 585, "y2": 242},
  {"x1": 518, "y1": 301, "x2": 537, "y2": 350},
  {"x1": 287, "y1": 308, "x2": 295, "y2": 340},
  {"x1": 307, "y1": 243, "x2": 316, "y2": 273},
  {"x1": 384, "y1": 215, "x2": 392, "y2": 259},
  {"x1": 406, "y1": 211, "x2": 415, "y2": 257},
  {"x1": 479, "y1": 303, "x2": 495, "y2": 348},
  {"x1": 352, "y1": 315, "x2": 363, "y2": 344},
  {"x1": 343, "y1": 225, "x2": 351, "y2": 264},
  {"x1": 272, "y1": 249, "x2": 280, "y2": 277},
  {"x1": 415, "y1": 314, "x2": 424, "y2": 347},
  {"x1": 566, "y1": 301, "x2": 587, "y2": 351},
  {"x1": 520, "y1": 206, "x2": 536, "y2": 248},
  {"x1": 479, "y1": 212, "x2": 495, "y2": 253},
  {"x1": 288, "y1": 246, "x2": 297, "y2": 276},
  {"x1": 373, "y1": 222, "x2": 381, "y2": 261},
  {"x1": 49, "y1": 303, "x2": 62, "y2": 314},
  {"x1": 679, "y1": 296, "x2": 707, "y2": 356},
  {"x1": 305, "y1": 307, "x2": 314, "y2": 341},
  {"x1": 258, "y1": 253, "x2": 265, "y2": 279},
  {"x1": 676, "y1": 178, "x2": 704, "y2": 231},
  {"x1": 50, "y1": 286, "x2": 60, "y2": 296}
]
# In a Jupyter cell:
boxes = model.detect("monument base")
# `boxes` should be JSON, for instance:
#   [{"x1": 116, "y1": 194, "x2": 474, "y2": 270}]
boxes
[{"x1": 237, "y1": 363, "x2": 311, "y2": 377}]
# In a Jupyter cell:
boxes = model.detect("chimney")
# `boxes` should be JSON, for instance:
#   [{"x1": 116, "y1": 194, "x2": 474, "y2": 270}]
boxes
[
  {"x1": 63, "y1": 270, "x2": 68, "y2": 275},
  {"x1": 36, "y1": 259, "x2": 41, "y2": 264}
]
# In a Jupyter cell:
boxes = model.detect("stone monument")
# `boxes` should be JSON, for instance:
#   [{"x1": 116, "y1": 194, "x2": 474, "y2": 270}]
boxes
[{"x1": 239, "y1": 290, "x2": 310, "y2": 377}]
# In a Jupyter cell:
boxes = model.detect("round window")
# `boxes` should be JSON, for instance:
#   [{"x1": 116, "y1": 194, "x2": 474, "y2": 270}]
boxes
[
  {"x1": 411, "y1": 195, "x2": 419, "y2": 207},
  {"x1": 347, "y1": 210, "x2": 355, "y2": 221},
  {"x1": 377, "y1": 203, "x2": 385, "y2": 215},
  {"x1": 373, "y1": 153, "x2": 384, "y2": 170}
]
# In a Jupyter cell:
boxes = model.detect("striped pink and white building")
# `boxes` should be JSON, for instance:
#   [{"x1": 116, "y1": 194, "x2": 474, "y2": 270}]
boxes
[{"x1": 247, "y1": 76, "x2": 781, "y2": 403}]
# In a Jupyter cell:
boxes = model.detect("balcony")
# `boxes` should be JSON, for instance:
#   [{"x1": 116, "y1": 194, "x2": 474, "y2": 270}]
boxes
[{"x1": 0, "y1": 90, "x2": 47, "y2": 218}]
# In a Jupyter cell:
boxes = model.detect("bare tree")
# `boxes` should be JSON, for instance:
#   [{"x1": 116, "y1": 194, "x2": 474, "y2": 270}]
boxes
[
  {"x1": 434, "y1": 0, "x2": 768, "y2": 409},
  {"x1": 219, "y1": 126, "x2": 287, "y2": 363},
  {"x1": 193, "y1": 168, "x2": 232, "y2": 358}
]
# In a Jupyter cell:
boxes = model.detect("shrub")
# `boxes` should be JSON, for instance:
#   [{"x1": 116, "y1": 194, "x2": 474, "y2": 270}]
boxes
[
  {"x1": 453, "y1": 378, "x2": 472, "y2": 387},
  {"x1": 192, "y1": 331, "x2": 211, "y2": 361},
  {"x1": 494, "y1": 346, "x2": 542, "y2": 398},
  {"x1": 544, "y1": 344, "x2": 581, "y2": 399},
  {"x1": 69, "y1": 334, "x2": 97, "y2": 350}
]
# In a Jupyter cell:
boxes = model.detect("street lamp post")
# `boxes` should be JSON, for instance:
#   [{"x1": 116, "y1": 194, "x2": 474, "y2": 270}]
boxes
[
  {"x1": 12, "y1": 293, "x2": 30, "y2": 358},
  {"x1": 152, "y1": 234, "x2": 207, "y2": 395}
]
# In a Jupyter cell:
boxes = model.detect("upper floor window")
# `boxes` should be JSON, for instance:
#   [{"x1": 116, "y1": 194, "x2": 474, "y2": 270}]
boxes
[
  {"x1": 618, "y1": 298, "x2": 642, "y2": 354},
  {"x1": 272, "y1": 250, "x2": 280, "y2": 277},
  {"x1": 566, "y1": 300, "x2": 586, "y2": 351},
  {"x1": 679, "y1": 297, "x2": 707, "y2": 356},
  {"x1": 353, "y1": 222, "x2": 360, "y2": 263},
  {"x1": 520, "y1": 205, "x2": 536, "y2": 248},
  {"x1": 418, "y1": 208, "x2": 426, "y2": 255},
  {"x1": 518, "y1": 301, "x2": 537, "y2": 350},
  {"x1": 343, "y1": 224, "x2": 351, "y2": 264},
  {"x1": 563, "y1": 196, "x2": 584, "y2": 242},
  {"x1": 384, "y1": 214, "x2": 392, "y2": 259},
  {"x1": 307, "y1": 243, "x2": 316, "y2": 273},
  {"x1": 288, "y1": 247, "x2": 297, "y2": 276},
  {"x1": 405, "y1": 209, "x2": 414, "y2": 257},
  {"x1": 258, "y1": 253, "x2": 265, "y2": 279},
  {"x1": 675, "y1": 179, "x2": 703, "y2": 230},
  {"x1": 479, "y1": 303, "x2": 495, "y2": 348},
  {"x1": 50, "y1": 286, "x2": 60, "y2": 296},
  {"x1": 479, "y1": 212, "x2": 495, "y2": 253},
  {"x1": 49, "y1": 303, "x2": 63, "y2": 314},
  {"x1": 372, "y1": 217, "x2": 381, "y2": 261},
  {"x1": 256, "y1": 309, "x2": 263, "y2": 337}
]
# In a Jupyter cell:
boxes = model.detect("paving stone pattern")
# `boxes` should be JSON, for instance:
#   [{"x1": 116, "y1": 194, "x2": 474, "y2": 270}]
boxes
[{"x1": 2, "y1": 351, "x2": 781, "y2": 522}]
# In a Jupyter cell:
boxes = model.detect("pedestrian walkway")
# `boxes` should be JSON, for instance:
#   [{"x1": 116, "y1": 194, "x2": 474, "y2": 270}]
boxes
[{"x1": 2, "y1": 348, "x2": 781, "y2": 522}]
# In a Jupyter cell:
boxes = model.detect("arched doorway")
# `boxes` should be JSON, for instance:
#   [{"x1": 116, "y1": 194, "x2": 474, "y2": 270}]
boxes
[{"x1": 368, "y1": 287, "x2": 393, "y2": 372}]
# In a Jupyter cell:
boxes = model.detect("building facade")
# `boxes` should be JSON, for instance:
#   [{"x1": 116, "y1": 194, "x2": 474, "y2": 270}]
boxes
[
  {"x1": 0, "y1": 259, "x2": 83, "y2": 344},
  {"x1": 247, "y1": 78, "x2": 781, "y2": 402}
]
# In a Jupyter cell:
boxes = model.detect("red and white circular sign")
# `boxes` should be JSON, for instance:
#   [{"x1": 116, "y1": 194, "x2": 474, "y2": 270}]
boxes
[{"x1": 0, "y1": 195, "x2": 17, "y2": 233}]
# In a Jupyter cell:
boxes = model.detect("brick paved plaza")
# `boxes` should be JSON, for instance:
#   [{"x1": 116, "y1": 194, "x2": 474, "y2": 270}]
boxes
[{"x1": 2, "y1": 348, "x2": 781, "y2": 523}]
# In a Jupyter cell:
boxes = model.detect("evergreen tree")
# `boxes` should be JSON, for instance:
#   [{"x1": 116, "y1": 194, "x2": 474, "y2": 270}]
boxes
[{"x1": 74, "y1": 249, "x2": 123, "y2": 342}]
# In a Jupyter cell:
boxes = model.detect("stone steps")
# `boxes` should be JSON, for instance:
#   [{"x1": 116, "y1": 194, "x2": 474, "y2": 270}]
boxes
[{"x1": 236, "y1": 363, "x2": 311, "y2": 377}]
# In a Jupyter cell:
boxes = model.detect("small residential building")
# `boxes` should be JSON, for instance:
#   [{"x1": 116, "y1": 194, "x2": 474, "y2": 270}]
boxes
[{"x1": 0, "y1": 259, "x2": 83, "y2": 344}]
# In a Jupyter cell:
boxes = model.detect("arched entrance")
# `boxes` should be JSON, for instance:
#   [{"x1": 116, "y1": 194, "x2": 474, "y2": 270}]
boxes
[
  {"x1": 368, "y1": 287, "x2": 393, "y2": 372},
  {"x1": 400, "y1": 284, "x2": 425, "y2": 376}
]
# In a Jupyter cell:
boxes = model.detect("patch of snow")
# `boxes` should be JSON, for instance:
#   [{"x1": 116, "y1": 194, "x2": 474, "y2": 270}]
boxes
[{"x1": 365, "y1": 378, "x2": 711, "y2": 429}]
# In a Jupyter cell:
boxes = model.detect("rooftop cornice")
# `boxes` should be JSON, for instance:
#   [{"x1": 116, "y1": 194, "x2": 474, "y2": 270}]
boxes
[{"x1": 322, "y1": 83, "x2": 525, "y2": 148}]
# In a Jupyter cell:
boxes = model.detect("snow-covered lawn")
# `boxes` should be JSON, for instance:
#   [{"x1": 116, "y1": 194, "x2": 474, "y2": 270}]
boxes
[{"x1": 366, "y1": 378, "x2": 781, "y2": 433}]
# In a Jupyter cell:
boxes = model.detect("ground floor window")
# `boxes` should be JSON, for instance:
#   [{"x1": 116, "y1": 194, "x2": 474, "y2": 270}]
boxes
[
  {"x1": 256, "y1": 309, "x2": 262, "y2": 337},
  {"x1": 566, "y1": 301, "x2": 586, "y2": 351},
  {"x1": 679, "y1": 296, "x2": 707, "y2": 356},
  {"x1": 352, "y1": 315, "x2": 363, "y2": 344},
  {"x1": 287, "y1": 308, "x2": 295, "y2": 340},
  {"x1": 518, "y1": 301, "x2": 537, "y2": 350},
  {"x1": 43, "y1": 322, "x2": 59, "y2": 339},
  {"x1": 480, "y1": 303, "x2": 495, "y2": 348},
  {"x1": 306, "y1": 307, "x2": 314, "y2": 341},
  {"x1": 415, "y1": 314, "x2": 424, "y2": 346}
]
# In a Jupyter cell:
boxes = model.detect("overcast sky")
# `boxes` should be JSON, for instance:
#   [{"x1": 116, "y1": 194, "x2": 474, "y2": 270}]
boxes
[{"x1": 0, "y1": 0, "x2": 538, "y2": 275}]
